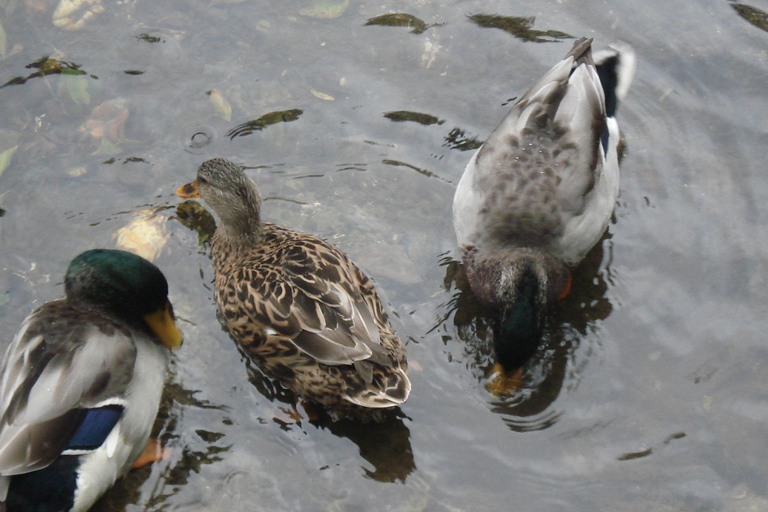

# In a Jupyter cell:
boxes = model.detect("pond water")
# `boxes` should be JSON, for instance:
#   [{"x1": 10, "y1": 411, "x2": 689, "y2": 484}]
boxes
[{"x1": 1, "y1": 0, "x2": 768, "y2": 510}]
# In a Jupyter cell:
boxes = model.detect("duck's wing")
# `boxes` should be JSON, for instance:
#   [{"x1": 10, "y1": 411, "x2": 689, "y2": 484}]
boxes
[
  {"x1": 454, "y1": 38, "x2": 635, "y2": 264},
  {"x1": 228, "y1": 230, "x2": 392, "y2": 368},
  {"x1": 0, "y1": 301, "x2": 137, "y2": 477}
]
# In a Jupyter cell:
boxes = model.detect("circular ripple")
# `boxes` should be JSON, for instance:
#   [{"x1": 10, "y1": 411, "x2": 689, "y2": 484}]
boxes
[{"x1": 182, "y1": 124, "x2": 216, "y2": 154}]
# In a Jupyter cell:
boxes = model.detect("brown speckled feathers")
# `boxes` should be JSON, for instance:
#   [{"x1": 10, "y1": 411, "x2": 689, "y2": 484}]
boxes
[{"x1": 180, "y1": 158, "x2": 410, "y2": 420}]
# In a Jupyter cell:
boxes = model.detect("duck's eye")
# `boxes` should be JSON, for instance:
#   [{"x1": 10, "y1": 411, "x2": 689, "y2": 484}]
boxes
[{"x1": 198, "y1": 177, "x2": 208, "y2": 185}]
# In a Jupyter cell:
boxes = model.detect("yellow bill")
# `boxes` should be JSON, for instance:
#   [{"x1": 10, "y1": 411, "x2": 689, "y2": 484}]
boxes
[{"x1": 144, "y1": 301, "x2": 183, "y2": 349}]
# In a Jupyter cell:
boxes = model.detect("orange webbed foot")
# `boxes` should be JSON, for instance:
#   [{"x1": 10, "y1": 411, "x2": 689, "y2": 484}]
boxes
[
  {"x1": 557, "y1": 274, "x2": 573, "y2": 301},
  {"x1": 131, "y1": 438, "x2": 171, "y2": 469}
]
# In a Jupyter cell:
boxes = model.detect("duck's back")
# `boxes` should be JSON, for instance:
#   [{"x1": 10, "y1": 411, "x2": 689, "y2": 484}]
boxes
[
  {"x1": 209, "y1": 222, "x2": 410, "y2": 416},
  {"x1": 454, "y1": 38, "x2": 633, "y2": 265}
]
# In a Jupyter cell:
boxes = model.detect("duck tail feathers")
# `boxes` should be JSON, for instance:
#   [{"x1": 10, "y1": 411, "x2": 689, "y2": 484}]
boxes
[
  {"x1": 594, "y1": 42, "x2": 636, "y2": 116},
  {"x1": 344, "y1": 368, "x2": 411, "y2": 408}
]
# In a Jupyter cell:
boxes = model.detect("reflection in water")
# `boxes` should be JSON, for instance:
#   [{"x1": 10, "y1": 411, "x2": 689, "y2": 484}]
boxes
[
  {"x1": 243, "y1": 355, "x2": 415, "y2": 483},
  {"x1": 93, "y1": 370, "x2": 230, "y2": 511},
  {"x1": 226, "y1": 109, "x2": 303, "y2": 139},
  {"x1": 317, "y1": 414, "x2": 414, "y2": 483},
  {"x1": 442, "y1": 127, "x2": 483, "y2": 153},
  {"x1": 382, "y1": 158, "x2": 450, "y2": 183},
  {"x1": 241, "y1": 350, "x2": 301, "y2": 417},
  {"x1": 467, "y1": 14, "x2": 572, "y2": 43},
  {"x1": 434, "y1": 235, "x2": 612, "y2": 432},
  {"x1": 141, "y1": 380, "x2": 231, "y2": 508},
  {"x1": 730, "y1": 2, "x2": 768, "y2": 32},
  {"x1": 175, "y1": 199, "x2": 216, "y2": 247}
]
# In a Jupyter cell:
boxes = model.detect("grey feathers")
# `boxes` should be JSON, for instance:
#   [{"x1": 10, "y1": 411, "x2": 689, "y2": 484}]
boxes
[{"x1": 0, "y1": 301, "x2": 136, "y2": 476}]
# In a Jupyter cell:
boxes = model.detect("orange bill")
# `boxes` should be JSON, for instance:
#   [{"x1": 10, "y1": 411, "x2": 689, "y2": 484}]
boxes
[
  {"x1": 485, "y1": 362, "x2": 523, "y2": 397},
  {"x1": 176, "y1": 181, "x2": 200, "y2": 198}
]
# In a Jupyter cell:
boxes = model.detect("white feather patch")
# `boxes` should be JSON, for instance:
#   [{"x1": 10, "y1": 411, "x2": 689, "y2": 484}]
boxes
[{"x1": 104, "y1": 423, "x2": 121, "y2": 458}]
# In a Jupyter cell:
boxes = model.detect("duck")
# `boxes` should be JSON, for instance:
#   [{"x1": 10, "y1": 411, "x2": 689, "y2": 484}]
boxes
[
  {"x1": 176, "y1": 158, "x2": 411, "y2": 420},
  {"x1": 0, "y1": 249, "x2": 183, "y2": 512},
  {"x1": 452, "y1": 38, "x2": 635, "y2": 380}
]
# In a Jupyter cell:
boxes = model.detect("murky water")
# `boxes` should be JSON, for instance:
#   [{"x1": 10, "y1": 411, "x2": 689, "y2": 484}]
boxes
[{"x1": 1, "y1": 0, "x2": 768, "y2": 510}]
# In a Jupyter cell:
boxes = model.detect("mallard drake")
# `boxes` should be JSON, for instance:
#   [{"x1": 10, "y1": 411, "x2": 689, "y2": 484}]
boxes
[
  {"x1": 0, "y1": 249, "x2": 183, "y2": 512},
  {"x1": 453, "y1": 38, "x2": 635, "y2": 374},
  {"x1": 177, "y1": 158, "x2": 410, "y2": 420}
]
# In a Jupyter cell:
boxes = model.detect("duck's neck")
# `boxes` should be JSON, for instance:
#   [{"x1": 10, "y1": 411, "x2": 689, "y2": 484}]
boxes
[
  {"x1": 462, "y1": 246, "x2": 570, "y2": 369},
  {"x1": 494, "y1": 267, "x2": 544, "y2": 369},
  {"x1": 215, "y1": 198, "x2": 263, "y2": 251},
  {"x1": 462, "y1": 246, "x2": 569, "y2": 308}
]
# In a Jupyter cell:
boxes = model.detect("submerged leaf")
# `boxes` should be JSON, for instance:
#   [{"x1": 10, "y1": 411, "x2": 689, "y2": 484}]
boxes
[
  {"x1": 467, "y1": 14, "x2": 572, "y2": 43},
  {"x1": 113, "y1": 210, "x2": 170, "y2": 262},
  {"x1": 0, "y1": 145, "x2": 18, "y2": 179},
  {"x1": 365, "y1": 13, "x2": 431, "y2": 34},
  {"x1": 310, "y1": 89, "x2": 334, "y2": 101},
  {"x1": 136, "y1": 33, "x2": 164, "y2": 43},
  {"x1": 81, "y1": 98, "x2": 129, "y2": 144},
  {"x1": 227, "y1": 109, "x2": 303, "y2": 139},
  {"x1": 1, "y1": 56, "x2": 87, "y2": 89},
  {"x1": 384, "y1": 110, "x2": 444, "y2": 126},
  {"x1": 60, "y1": 75, "x2": 91, "y2": 105},
  {"x1": 731, "y1": 3, "x2": 768, "y2": 32},
  {"x1": 207, "y1": 89, "x2": 232, "y2": 121}
]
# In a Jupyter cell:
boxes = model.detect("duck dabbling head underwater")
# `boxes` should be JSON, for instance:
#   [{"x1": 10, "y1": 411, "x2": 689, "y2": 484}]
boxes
[{"x1": 453, "y1": 38, "x2": 635, "y2": 376}]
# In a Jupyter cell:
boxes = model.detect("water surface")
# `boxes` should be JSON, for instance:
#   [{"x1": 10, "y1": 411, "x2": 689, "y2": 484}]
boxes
[{"x1": 1, "y1": 0, "x2": 767, "y2": 510}]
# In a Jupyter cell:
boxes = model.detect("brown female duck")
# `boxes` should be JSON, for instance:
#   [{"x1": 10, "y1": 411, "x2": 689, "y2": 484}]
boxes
[{"x1": 178, "y1": 158, "x2": 410, "y2": 420}]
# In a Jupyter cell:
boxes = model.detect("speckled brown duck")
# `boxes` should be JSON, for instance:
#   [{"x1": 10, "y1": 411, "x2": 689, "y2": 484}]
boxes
[{"x1": 177, "y1": 158, "x2": 410, "y2": 420}]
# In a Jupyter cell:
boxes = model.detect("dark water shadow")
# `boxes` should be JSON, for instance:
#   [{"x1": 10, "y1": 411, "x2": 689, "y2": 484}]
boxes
[
  {"x1": 434, "y1": 234, "x2": 613, "y2": 432},
  {"x1": 242, "y1": 354, "x2": 415, "y2": 483},
  {"x1": 313, "y1": 412, "x2": 414, "y2": 484}
]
